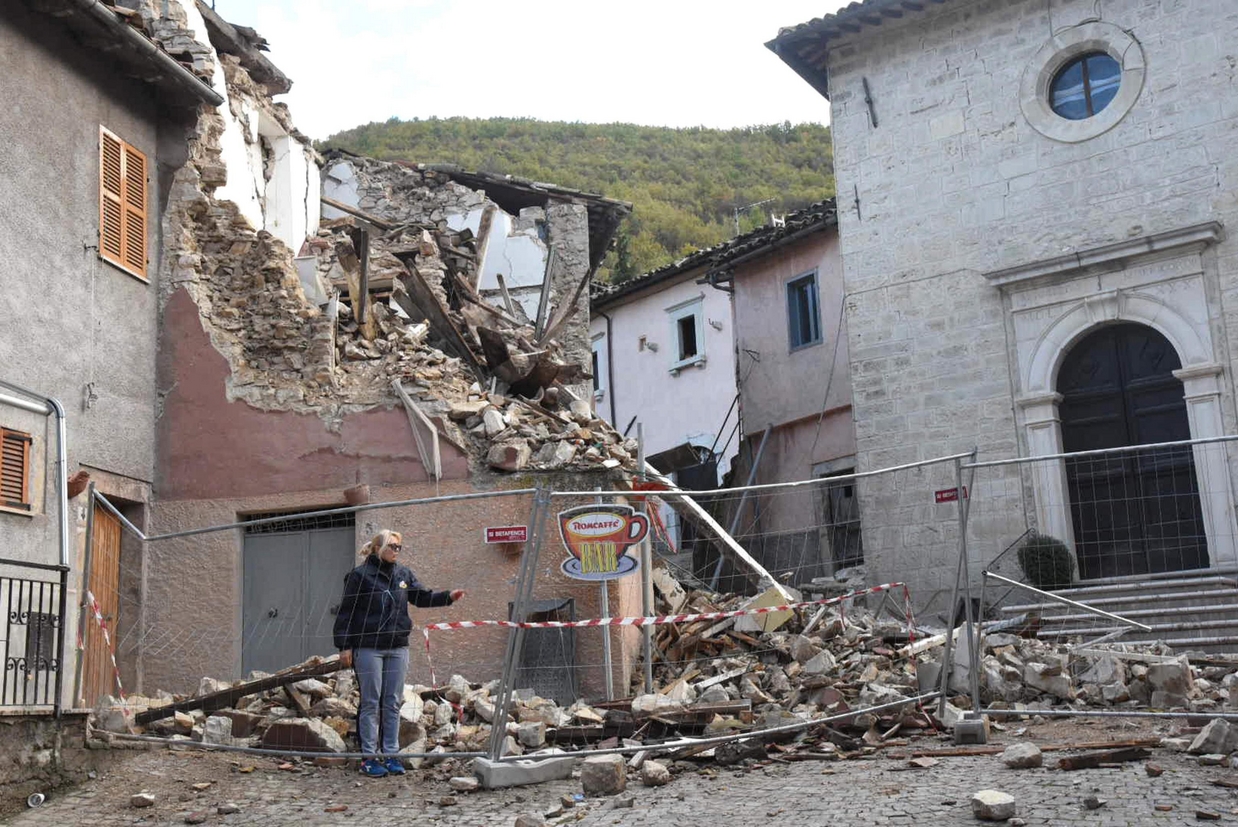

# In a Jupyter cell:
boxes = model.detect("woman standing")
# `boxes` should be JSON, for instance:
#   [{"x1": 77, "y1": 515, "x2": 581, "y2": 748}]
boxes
[{"x1": 332, "y1": 529, "x2": 465, "y2": 778}]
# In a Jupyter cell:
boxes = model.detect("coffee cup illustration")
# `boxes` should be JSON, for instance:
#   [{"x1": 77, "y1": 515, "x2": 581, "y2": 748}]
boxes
[{"x1": 557, "y1": 504, "x2": 649, "y2": 581}]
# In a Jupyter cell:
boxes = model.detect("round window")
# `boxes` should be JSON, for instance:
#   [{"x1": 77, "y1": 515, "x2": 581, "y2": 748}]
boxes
[
  {"x1": 1049, "y1": 52, "x2": 1122, "y2": 120},
  {"x1": 1020, "y1": 23, "x2": 1145, "y2": 143}
]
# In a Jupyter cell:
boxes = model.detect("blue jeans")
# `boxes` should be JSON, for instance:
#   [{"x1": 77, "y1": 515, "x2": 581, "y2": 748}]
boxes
[{"x1": 354, "y1": 647, "x2": 409, "y2": 756}]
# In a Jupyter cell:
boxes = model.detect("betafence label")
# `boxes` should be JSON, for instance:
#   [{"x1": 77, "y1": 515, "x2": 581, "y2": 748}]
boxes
[
  {"x1": 557, "y1": 504, "x2": 649, "y2": 581},
  {"x1": 484, "y1": 525, "x2": 528, "y2": 544},
  {"x1": 934, "y1": 486, "x2": 969, "y2": 503}
]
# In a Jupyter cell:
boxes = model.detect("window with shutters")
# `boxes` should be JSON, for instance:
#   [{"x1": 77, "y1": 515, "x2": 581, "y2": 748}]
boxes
[
  {"x1": 0, "y1": 428, "x2": 32, "y2": 513},
  {"x1": 99, "y1": 127, "x2": 148, "y2": 280}
]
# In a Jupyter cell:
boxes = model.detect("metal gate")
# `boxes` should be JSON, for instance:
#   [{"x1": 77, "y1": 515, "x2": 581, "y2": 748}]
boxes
[{"x1": 242, "y1": 510, "x2": 355, "y2": 676}]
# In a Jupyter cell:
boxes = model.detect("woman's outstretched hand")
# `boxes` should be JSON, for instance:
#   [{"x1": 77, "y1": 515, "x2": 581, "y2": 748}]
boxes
[{"x1": 450, "y1": 589, "x2": 466, "y2": 603}]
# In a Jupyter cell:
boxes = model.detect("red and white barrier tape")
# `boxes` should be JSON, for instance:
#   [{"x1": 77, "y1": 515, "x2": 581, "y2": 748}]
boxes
[
  {"x1": 422, "y1": 582, "x2": 907, "y2": 633},
  {"x1": 84, "y1": 590, "x2": 125, "y2": 700}
]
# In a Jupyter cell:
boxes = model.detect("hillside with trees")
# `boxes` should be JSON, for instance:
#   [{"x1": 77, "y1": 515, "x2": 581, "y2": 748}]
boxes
[{"x1": 322, "y1": 118, "x2": 834, "y2": 281}]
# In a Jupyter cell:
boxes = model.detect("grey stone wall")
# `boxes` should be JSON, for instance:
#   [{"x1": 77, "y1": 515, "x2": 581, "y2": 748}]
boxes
[
  {"x1": 824, "y1": 0, "x2": 1238, "y2": 611},
  {"x1": 0, "y1": 5, "x2": 171, "y2": 567}
]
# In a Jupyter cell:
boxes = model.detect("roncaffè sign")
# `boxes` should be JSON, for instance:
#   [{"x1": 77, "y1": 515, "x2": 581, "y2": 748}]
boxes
[{"x1": 556, "y1": 504, "x2": 649, "y2": 581}]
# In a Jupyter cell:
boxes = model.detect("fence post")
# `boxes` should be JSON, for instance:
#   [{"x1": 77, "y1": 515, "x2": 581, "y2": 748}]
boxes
[
  {"x1": 55, "y1": 565, "x2": 68, "y2": 720},
  {"x1": 956, "y1": 456, "x2": 982, "y2": 713},
  {"x1": 487, "y1": 485, "x2": 550, "y2": 762}
]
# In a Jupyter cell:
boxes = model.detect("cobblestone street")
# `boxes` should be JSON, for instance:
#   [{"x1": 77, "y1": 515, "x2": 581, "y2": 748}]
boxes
[{"x1": 7, "y1": 727, "x2": 1238, "y2": 827}]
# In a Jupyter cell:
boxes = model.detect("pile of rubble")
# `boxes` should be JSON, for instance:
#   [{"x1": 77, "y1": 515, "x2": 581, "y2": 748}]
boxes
[
  {"x1": 301, "y1": 200, "x2": 639, "y2": 473},
  {"x1": 92, "y1": 567, "x2": 1238, "y2": 767}
]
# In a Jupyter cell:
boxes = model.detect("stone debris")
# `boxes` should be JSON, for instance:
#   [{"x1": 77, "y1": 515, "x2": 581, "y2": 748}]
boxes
[
  {"x1": 89, "y1": 564, "x2": 1238, "y2": 783},
  {"x1": 970, "y1": 789, "x2": 1016, "y2": 821},
  {"x1": 640, "y1": 761, "x2": 671, "y2": 786},
  {"x1": 999, "y1": 743, "x2": 1042, "y2": 769},
  {"x1": 580, "y1": 755, "x2": 627, "y2": 796},
  {"x1": 130, "y1": 793, "x2": 156, "y2": 808}
]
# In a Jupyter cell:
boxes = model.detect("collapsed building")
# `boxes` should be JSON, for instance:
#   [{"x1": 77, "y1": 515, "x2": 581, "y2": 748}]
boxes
[
  {"x1": 0, "y1": 0, "x2": 655, "y2": 706},
  {"x1": 142, "y1": 9, "x2": 650, "y2": 697}
]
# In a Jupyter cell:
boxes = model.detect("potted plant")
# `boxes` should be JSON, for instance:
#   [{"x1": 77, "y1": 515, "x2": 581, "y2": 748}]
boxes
[{"x1": 1016, "y1": 533, "x2": 1074, "y2": 590}]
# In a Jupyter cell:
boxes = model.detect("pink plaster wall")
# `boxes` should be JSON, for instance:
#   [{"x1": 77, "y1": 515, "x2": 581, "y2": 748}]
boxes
[
  {"x1": 732, "y1": 231, "x2": 853, "y2": 440},
  {"x1": 156, "y1": 288, "x2": 469, "y2": 502}
]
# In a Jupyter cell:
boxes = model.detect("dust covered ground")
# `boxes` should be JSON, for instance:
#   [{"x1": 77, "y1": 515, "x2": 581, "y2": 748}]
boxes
[{"x1": 7, "y1": 717, "x2": 1238, "y2": 826}]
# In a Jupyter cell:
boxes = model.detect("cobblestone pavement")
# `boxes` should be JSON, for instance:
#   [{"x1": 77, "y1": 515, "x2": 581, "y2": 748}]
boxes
[{"x1": 7, "y1": 738, "x2": 1238, "y2": 827}]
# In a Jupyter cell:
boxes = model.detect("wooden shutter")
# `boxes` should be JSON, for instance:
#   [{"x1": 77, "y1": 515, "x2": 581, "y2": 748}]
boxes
[
  {"x1": 99, "y1": 127, "x2": 148, "y2": 280},
  {"x1": 0, "y1": 428, "x2": 32, "y2": 510}
]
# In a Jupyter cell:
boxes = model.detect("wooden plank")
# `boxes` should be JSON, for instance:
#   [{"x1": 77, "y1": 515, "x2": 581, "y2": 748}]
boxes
[
  {"x1": 910, "y1": 739, "x2": 1160, "y2": 759},
  {"x1": 472, "y1": 203, "x2": 498, "y2": 290},
  {"x1": 534, "y1": 245, "x2": 555, "y2": 338},
  {"x1": 495, "y1": 273, "x2": 518, "y2": 318},
  {"x1": 392, "y1": 380, "x2": 442, "y2": 481},
  {"x1": 389, "y1": 268, "x2": 485, "y2": 380},
  {"x1": 1057, "y1": 747, "x2": 1150, "y2": 770},
  {"x1": 536, "y1": 266, "x2": 592, "y2": 346},
  {"x1": 283, "y1": 685, "x2": 311, "y2": 717},
  {"x1": 320, "y1": 195, "x2": 394, "y2": 231},
  {"x1": 134, "y1": 658, "x2": 340, "y2": 725}
]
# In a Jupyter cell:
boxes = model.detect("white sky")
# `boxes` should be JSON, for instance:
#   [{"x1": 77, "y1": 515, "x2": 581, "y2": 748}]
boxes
[{"x1": 209, "y1": 0, "x2": 847, "y2": 140}]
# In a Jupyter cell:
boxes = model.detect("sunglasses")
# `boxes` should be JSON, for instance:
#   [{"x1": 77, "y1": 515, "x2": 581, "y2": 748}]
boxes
[{"x1": 385, "y1": 543, "x2": 403, "y2": 551}]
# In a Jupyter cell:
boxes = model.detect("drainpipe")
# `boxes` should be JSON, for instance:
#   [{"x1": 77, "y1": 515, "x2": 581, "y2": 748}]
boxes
[{"x1": 596, "y1": 310, "x2": 618, "y2": 426}]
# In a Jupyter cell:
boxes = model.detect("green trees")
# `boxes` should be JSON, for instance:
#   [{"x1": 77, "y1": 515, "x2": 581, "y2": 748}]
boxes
[{"x1": 322, "y1": 117, "x2": 835, "y2": 282}]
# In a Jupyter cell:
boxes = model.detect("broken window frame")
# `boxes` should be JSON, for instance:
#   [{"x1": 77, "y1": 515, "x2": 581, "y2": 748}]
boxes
[
  {"x1": 0, "y1": 427, "x2": 33, "y2": 513},
  {"x1": 591, "y1": 333, "x2": 608, "y2": 400},
  {"x1": 98, "y1": 126, "x2": 148, "y2": 281},
  {"x1": 666, "y1": 296, "x2": 706, "y2": 373}
]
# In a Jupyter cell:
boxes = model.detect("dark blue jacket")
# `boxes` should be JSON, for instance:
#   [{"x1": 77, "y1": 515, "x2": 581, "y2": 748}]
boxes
[{"x1": 332, "y1": 554, "x2": 453, "y2": 651}]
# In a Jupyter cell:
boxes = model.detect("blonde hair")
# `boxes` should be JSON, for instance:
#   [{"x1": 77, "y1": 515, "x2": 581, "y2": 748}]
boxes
[{"x1": 360, "y1": 529, "x2": 402, "y2": 558}]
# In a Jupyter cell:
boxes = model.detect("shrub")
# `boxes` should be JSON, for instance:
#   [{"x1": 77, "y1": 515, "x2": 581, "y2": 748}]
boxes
[{"x1": 1017, "y1": 533, "x2": 1075, "y2": 590}]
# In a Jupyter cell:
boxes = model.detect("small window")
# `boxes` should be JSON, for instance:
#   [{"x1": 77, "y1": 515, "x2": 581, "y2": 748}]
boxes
[
  {"x1": 677, "y1": 315, "x2": 698, "y2": 361},
  {"x1": 1, "y1": 427, "x2": 32, "y2": 511},
  {"x1": 666, "y1": 297, "x2": 705, "y2": 371},
  {"x1": 99, "y1": 127, "x2": 148, "y2": 280},
  {"x1": 1050, "y1": 52, "x2": 1121, "y2": 120},
  {"x1": 787, "y1": 272, "x2": 822, "y2": 350},
  {"x1": 590, "y1": 334, "x2": 608, "y2": 400}
]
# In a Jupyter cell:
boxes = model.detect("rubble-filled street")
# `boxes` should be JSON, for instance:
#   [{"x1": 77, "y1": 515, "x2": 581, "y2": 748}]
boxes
[{"x1": 9, "y1": 718, "x2": 1238, "y2": 826}]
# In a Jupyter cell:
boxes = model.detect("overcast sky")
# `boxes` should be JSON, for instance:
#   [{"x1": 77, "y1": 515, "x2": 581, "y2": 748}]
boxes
[{"x1": 209, "y1": 0, "x2": 847, "y2": 140}]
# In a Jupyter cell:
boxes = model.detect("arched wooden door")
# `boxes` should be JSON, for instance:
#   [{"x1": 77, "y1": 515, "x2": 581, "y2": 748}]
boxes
[{"x1": 1057, "y1": 323, "x2": 1207, "y2": 580}]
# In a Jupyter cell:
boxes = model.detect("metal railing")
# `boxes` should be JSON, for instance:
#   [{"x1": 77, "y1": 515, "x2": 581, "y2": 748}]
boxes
[{"x1": 0, "y1": 557, "x2": 68, "y2": 713}]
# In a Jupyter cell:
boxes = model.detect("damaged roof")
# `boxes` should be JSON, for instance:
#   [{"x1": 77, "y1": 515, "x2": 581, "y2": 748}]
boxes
[
  {"x1": 20, "y1": 0, "x2": 223, "y2": 107},
  {"x1": 766, "y1": 0, "x2": 950, "y2": 99},
  {"x1": 591, "y1": 198, "x2": 838, "y2": 309},
  {"x1": 419, "y1": 164, "x2": 632, "y2": 276},
  {"x1": 194, "y1": 0, "x2": 291, "y2": 94}
]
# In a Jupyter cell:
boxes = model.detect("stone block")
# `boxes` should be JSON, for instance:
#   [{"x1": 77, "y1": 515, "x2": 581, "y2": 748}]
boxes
[
  {"x1": 1147, "y1": 657, "x2": 1193, "y2": 696},
  {"x1": 518, "y1": 722, "x2": 546, "y2": 749},
  {"x1": 802, "y1": 649, "x2": 837, "y2": 675},
  {"x1": 1188, "y1": 718, "x2": 1238, "y2": 755},
  {"x1": 640, "y1": 760, "x2": 671, "y2": 787},
  {"x1": 580, "y1": 755, "x2": 626, "y2": 796},
  {"x1": 999, "y1": 743, "x2": 1041, "y2": 769},
  {"x1": 260, "y1": 718, "x2": 346, "y2": 753},
  {"x1": 790, "y1": 635, "x2": 819, "y2": 663},
  {"x1": 971, "y1": 789, "x2": 1016, "y2": 821},
  {"x1": 202, "y1": 715, "x2": 234, "y2": 746}
]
